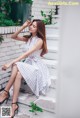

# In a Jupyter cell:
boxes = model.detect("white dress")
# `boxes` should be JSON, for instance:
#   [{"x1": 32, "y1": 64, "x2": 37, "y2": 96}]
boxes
[{"x1": 16, "y1": 36, "x2": 51, "y2": 97}]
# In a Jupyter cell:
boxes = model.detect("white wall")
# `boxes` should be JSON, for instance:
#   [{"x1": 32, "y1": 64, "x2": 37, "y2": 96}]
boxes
[
  {"x1": 56, "y1": 3, "x2": 80, "y2": 118},
  {"x1": 32, "y1": 0, "x2": 55, "y2": 19}
]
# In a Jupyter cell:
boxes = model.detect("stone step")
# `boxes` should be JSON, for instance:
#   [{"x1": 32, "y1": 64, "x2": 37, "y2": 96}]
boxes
[
  {"x1": 43, "y1": 46, "x2": 58, "y2": 60},
  {"x1": 47, "y1": 39, "x2": 59, "y2": 47},
  {"x1": 49, "y1": 66, "x2": 58, "y2": 77},
  {"x1": 46, "y1": 35, "x2": 59, "y2": 47},
  {"x1": 0, "y1": 75, "x2": 56, "y2": 117},
  {"x1": 14, "y1": 112, "x2": 56, "y2": 118},
  {"x1": 9, "y1": 87, "x2": 56, "y2": 113},
  {"x1": 34, "y1": 96, "x2": 56, "y2": 113},
  {"x1": 42, "y1": 59, "x2": 58, "y2": 69},
  {"x1": 50, "y1": 76, "x2": 57, "y2": 89},
  {"x1": 0, "y1": 80, "x2": 56, "y2": 118},
  {"x1": 42, "y1": 59, "x2": 58, "y2": 77},
  {"x1": 46, "y1": 25, "x2": 59, "y2": 36},
  {"x1": 10, "y1": 87, "x2": 56, "y2": 104},
  {"x1": 17, "y1": 95, "x2": 56, "y2": 116},
  {"x1": 18, "y1": 97, "x2": 56, "y2": 115},
  {"x1": 16, "y1": 101, "x2": 56, "y2": 118},
  {"x1": 48, "y1": 46, "x2": 58, "y2": 53},
  {"x1": 46, "y1": 35, "x2": 59, "y2": 40}
]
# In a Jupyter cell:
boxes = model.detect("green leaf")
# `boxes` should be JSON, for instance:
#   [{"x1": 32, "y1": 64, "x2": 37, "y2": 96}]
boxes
[
  {"x1": 29, "y1": 102, "x2": 43, "y2": 113},
  {"x1": 41, "y1": 10, "x2": 44, "y2": 16},
  {"x1": 0, "y1": 35, "x2": 4, "y2": 43},
  {"x1": 43, "y1": 14, "x2": 46, "y2": 17},
  {"x1": 29, "y1": 110, "x2": 35, "y2": 112}
]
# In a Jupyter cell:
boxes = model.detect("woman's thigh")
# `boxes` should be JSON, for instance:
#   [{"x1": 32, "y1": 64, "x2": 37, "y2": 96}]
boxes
[{"x1": 16, "y1": 71, "x2": 23, "y2": 79}]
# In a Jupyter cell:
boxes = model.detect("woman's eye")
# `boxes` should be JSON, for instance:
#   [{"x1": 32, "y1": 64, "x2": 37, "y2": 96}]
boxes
[
  {"x1": 33, "y1": 26, "x2": 35, "y2": 28},
  {"x1": 33, "y1": 25, "x2": 36, "y2": 28}
]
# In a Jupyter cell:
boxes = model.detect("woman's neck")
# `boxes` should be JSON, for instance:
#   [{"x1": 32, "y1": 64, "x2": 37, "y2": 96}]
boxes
[{"x1": 32, "y1": 33, "x2": 37, "y2": 37}]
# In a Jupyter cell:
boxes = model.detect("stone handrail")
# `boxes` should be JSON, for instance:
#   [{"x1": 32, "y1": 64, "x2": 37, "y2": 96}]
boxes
[{"x1": 0, "y1": 26, "x2": 28, "y2": 35}]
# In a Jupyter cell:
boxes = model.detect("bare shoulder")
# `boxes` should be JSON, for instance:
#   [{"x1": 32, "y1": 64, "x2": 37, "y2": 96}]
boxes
[
  {"x1": 37, "y1": 38, "x2": 43, "y2": 44},
  {"x1": 33, "y1": 38, "x2": 43, "y2": 50}
]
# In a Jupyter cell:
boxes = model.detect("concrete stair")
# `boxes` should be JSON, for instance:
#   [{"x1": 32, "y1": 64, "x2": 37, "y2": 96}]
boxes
[
  {"x1": 42, "y1": 59, "x2": 58, "y2": 79},
  {"x1": 12, "y1": 33, "x2": 58, "y2": 117},
  {"x1": 44, "y1": 46, "x2": 58, "y2": 60},
  {"x1": 14, "y1": 33, "x2": 58, "y2": 118},
  {"x1": 14, "y1": 111, "x2": 56, "y2": 118},
  {"x1": 0, "y1": 31, "x2": 59, "y2": 118},
  {"x1": 8, "y1": 87, "x2": 56, "y2": 118},
  {"x1": 0, "y1": 86, "x2": 56, "y2": 118},
  {"x1": 47, "y1": 35, "x2": 59, "y2": 48}
]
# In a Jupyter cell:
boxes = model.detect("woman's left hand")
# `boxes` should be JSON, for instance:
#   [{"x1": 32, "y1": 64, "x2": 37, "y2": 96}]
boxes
[{"x1": 2, "y1": 63, "x2": 12, "y2": 71}]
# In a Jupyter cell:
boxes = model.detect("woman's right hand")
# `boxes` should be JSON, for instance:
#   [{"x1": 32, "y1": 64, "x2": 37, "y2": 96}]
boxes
[
  {"x1": 22, "y1": 20, "x2": 32, "y2": 28},
  {"x1": 2, "y1": 63, "x2": 12, "y2": 71}
]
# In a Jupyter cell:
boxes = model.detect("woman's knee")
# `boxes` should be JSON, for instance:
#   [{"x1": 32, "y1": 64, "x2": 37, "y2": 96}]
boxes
[
  {"x1": 12, "y1": 64, "x2": 18, "y2": 71},
  {"x1": 16, "y1": 71, "x2": 22, "y2": 79}
]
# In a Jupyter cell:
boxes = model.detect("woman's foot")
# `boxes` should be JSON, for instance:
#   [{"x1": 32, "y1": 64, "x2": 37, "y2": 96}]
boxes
[
  {"x1": 0, "y1": 89, "x2": 10, "y2": 104},
  {"x1": 11, "y1": 102, "x2": 19, "y2": 118}
]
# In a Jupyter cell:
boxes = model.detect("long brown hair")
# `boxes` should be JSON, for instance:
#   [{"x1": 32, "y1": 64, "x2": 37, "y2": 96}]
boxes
[{"x1": 24, "y1": 19, "x2": 48, "y2": 56}]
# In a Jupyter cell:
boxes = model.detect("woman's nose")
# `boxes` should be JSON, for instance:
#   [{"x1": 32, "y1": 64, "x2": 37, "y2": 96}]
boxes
[{"x1": 29, "y1": 25, "x2": 32, "y2": 28}]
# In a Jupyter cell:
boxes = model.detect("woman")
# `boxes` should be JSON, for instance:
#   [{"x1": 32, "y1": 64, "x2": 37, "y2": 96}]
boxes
[{"x1": 0, "y1": 19, "x2": 51, "y2": 117}]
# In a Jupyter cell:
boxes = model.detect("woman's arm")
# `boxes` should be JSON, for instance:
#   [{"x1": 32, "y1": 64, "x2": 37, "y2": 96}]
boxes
[
  {"x1": 2, "y1": 39, "x2": 43, "y2": 70},
  {"x1": 12, "y1": 38, "x2": 43, "y2": 63},
  {"x1": 11, "y1": 20, "x2": 31, "y2": 42}
]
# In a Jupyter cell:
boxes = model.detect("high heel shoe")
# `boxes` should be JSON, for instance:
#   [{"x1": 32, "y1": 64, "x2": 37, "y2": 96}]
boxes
[
  {"x1": 0, "y1": 89, "x2": 10, "y2": 105},
  {"x1": 11, "y1": 102, "x2": 19, "y2": 118}
]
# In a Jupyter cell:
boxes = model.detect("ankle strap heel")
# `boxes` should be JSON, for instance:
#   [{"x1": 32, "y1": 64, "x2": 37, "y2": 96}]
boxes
[
  {"x1": 4, "y1": 89, "x2": 10, "y2": 96},
  {"x1": 4, "y1": 89, "x2": 10, "y2": 104},
  {"x1": 11, "y1": 102, "x2": 19, "y2": 117},
  {"x1": 12, "y1": 102, "x2": 19, "y2": 109},
  {"x1": 12, "y1": 102, "x2": 18, "y2": 106},
  {"x1": 0, "y1": 89, "x2": 10, "y2": 105}
]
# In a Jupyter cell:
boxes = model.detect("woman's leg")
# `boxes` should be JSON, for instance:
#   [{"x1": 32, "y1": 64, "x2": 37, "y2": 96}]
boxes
[
  {"x1": 0, "y1": 65, "x2": 18, "y2": 102},
  {"x1": 12, "y1": 71, "x2": 22, "y2": 103},
  {"x1": 11, "y1": 71, "x2": 23, "y2": 116},
  {"x1": 5, "y1": 65, "x2": 18, "y2": 91}
]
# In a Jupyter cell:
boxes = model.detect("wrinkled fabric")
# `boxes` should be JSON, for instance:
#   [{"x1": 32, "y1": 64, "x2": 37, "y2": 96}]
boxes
[{"x1": 16, "y1": 36, "x2": 51, "y2": 97}]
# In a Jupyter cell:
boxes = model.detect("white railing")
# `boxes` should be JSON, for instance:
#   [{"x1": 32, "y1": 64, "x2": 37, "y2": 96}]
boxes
[
  {"x1": 0, "y1": 14, "x2": 59, "y2": 35},
  {"x1": 0, "y1": 26, "x2": 28, "y2": 35}
]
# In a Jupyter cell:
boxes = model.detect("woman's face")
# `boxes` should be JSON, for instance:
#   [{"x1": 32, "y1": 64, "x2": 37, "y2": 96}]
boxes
[{"x1": 29, "y1": 21, "x2": 37, "y2": 34}]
